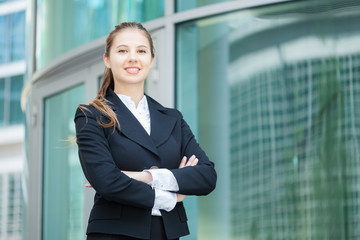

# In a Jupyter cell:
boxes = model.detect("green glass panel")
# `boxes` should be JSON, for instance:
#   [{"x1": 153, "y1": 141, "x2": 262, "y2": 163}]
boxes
[
  {"x1": 176, "y1": 0, "x2": 360, "y2": 239},
  {"x1": 43, "y1": 84, "x2": 85, "y2": 240},
  {"x1": 0, "y1": 78, "x2": 5, "y2": 125},
  {"x1": 9, "y1": 75, "x2": 24, "y2": 124},
  {"x1": 36, "y1": 0, "x2": 164, "y2": 70},
  {"x1": 0, "y1": 15, "x2": 8, "y2": 64},
  {"x1": 176, "y1": 23, "x2": 199, "y2": 240},
  {"x1": 10, "y1": 11, "x2": 25, "y2": 61},
  {"x1": 176, "y1": 0, "x2": 231, "y2": 12}
]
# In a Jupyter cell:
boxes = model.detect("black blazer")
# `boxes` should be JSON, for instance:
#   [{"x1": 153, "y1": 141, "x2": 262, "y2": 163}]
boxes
[{"x1": 74, "y1": 88, "x2": 217, "y2": 239}]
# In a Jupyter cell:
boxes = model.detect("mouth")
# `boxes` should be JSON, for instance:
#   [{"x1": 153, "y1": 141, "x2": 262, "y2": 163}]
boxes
[{"x1": 125, "y1": 67, "x2": 140, "y2": 74}]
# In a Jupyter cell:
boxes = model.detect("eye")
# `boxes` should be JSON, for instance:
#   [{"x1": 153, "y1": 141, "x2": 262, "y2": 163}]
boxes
[
  {"x1": 138, "y1": 49, "x2": 147, "y2": 54},
  {"x1": 118, "y1": 49, "x2": 127, "y2": 53}
]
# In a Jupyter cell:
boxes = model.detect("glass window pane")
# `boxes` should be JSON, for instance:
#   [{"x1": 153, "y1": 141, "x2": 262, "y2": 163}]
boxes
[
  {"x1": 43, "y1": 84, "x2": 85, "y2": 240},
  {"x1": 7, "y1": 174, "x2": 23, "y2": 238},
  {"x1": 9, "y1": 75, "x2": 24, "y2": 124},
  {"x1": 0, "y1": 15, "x2": 8, "y2": 64},
  {"x1": 177, "y1": 0, "x2": 360, "y2": 239},
  {"x1": 0, "y1": 0, "x2": 18, "y2": 2},
  {"x1": 176, "y1": 0, "x2": 232, "y2": 12},
  {"x1": 10, "y1": 11, "x2": 25, "y2": 61},
  {"x1": 36, "y1": 0, "x2": 164, "y2": 70},
  {"x1": 0, "y1": 78, "x2": 5, "y2": 126}
]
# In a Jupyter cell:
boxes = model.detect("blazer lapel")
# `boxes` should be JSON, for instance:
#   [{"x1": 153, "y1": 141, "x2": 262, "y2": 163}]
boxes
[
  {"x1": 147, "y1": 96, "x2": 178, "y2": 147},
  {"x1": 106, "y1": 89, "x2": 160, "y2": 157}
]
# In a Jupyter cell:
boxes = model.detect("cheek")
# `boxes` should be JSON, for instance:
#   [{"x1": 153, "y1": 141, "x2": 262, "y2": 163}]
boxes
[
  {"x1": 109, "y1": 55, "x2": 126, "y2": 66},
  {"x1": 141, "y1": 56, "x2": 153, "y2": 66}
]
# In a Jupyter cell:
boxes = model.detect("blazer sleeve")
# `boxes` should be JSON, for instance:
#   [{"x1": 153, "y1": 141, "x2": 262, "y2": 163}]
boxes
[
  {"x1": 74, "y1": 106, "x2": 155, "y2": 209},
  {"x1": 170, "y1": 111, "x2": 217, "y2": 195}
]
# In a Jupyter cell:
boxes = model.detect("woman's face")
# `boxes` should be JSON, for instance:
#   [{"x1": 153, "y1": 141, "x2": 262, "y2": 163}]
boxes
[{"x1": 104, "y1": 29, "x2": 154, "y2": 89}]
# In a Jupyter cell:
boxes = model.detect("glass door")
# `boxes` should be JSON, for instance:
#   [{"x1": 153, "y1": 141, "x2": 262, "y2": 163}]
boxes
[
  {"x1": 39, "y1": 69, "x2": 88, "y2": 240},
  {"x1": 42, "y1": 84, "x2": 85, "y2": 240}
]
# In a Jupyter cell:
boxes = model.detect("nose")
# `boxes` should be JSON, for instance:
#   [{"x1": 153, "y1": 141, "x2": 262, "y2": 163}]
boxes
[{"x1": 128, "y1": 49, "x2": 138, "y2": 62}]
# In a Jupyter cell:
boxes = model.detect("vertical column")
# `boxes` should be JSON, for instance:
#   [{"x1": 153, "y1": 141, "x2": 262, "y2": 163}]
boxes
[
  {"x1": 197, "y1": 21, "x2": 230, "y2": 240},
  {"x1": 176, "y1": 22, "x2": 200, "y2": 240}
]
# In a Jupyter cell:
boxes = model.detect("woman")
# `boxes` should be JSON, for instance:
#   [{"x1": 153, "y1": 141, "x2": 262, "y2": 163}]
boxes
[{"x1": 74, "y1": 22, "x2": 217, "y2": 240}]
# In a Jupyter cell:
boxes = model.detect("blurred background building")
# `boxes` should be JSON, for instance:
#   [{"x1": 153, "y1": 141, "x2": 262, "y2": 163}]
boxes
[
  {"x1": 6, "y1": 0, "x2": 359, "y2": 239},
  {"x1": 0, "y1": 0, "x2": 26, "y2": 239}
]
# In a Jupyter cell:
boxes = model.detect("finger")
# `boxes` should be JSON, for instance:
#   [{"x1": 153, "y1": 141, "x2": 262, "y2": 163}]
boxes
[
  {"x1": 179, "y1": 156, "x2": 187, "y2": 168},
  {"x1": 185, "y1": 155, "x2": 196, "y2": 166},
  {"x1": 192, "y1": 158, "x2": 199, "y2": 166}
]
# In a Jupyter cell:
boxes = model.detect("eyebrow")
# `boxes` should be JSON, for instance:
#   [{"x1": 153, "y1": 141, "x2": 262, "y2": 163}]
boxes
[{"x1": 115, "y1": 44, "x2": 150, "y2": 49}]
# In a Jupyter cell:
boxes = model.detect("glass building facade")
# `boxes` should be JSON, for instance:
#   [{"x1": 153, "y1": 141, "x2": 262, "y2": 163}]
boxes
[
  {"x1": 176, "y1": 1, "x2": 360, "y2": 238},
  {"x1": 0, "y1": 74, "x2": 24, "y2": 126},
  {"x1": 35, "y1": 0, "x2": 164, "y2": 70},
  {"x1": 26, "y1": 0, "x2": 360, "y2": 239},
  {"x1": 0, "y1": 11, "x2": 25, "y2": 63},
  {"x1": 0, "y1": 9, "x2": 25, "y2": 126},
  {"x1": 176, "y1": 0, "x2": 233, "y2": 12},
  {"x1": 0, "y1": 173, "x2": 24, "y2": 239},
  {"x1": 0, "y1": 1, "x2": 26, "y2": 240}
]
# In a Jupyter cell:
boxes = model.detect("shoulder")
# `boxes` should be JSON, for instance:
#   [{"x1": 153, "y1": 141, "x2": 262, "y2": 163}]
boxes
[{"x1": 74, "y1": 104, "x2": 102, "y2": 120}]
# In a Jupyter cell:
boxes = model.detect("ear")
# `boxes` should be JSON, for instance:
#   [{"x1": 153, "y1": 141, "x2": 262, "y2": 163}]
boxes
[{"x1": 103, "y1": 54, "x2": 110, "y2": 68}]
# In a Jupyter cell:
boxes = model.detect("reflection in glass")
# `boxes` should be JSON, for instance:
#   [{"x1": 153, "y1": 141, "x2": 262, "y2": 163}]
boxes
[
  {"x1": 10, "y1": 11, "x2": 25, "y2": 62},
  {"x1": 0, "y1": 11, "x2": 25, "y2": 64},
  {"x1": 0, "y1": 75, "x2": 24, "y2": 126},
  {"x1": 36, "y1": 0, "x2": 164, "y2": 70},
  {"x1": 176, "y1": 0, "x2": 232, "y2": 12},
  {"x1": 0, "y1": 15, "x2": 7, "y2": 64},
  {"x1": 177, "y1": 1, "x2": 360, "y2": 239},
  {"x1": 43, "y1": 84, "x2": 84, "y2": 240},
  {"x1": 0, "y1": 78, "x2": 5, "y2": 125},
  {"x1": 9, "y1": 75, "x2": 24, "y2": 124}
]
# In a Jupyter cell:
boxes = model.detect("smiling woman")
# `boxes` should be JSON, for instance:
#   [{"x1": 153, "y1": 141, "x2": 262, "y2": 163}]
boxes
[{"x1": 74, "y1": 22, "x2": 217, "y2": 240}]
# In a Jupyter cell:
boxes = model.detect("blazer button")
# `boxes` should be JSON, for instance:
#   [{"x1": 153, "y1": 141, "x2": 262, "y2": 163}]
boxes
[{"x1": 150, "y1": 166, "x2": 159, "y2": 169}]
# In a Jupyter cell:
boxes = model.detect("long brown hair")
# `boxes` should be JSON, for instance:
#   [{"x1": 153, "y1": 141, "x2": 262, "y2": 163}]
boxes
[{"x1": 79, "y1": 22, "x2": 155, "y2": 130}]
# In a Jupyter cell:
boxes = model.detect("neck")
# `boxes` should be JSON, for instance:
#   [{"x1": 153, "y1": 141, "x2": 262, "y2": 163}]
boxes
[{"x1": 114, "y1": 83, "x2": 144, "y2": 107}]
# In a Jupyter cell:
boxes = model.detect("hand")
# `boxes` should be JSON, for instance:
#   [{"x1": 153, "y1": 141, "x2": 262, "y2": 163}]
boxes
[
  {"x1": 178, "y1": 155, "x2": 198, "y2": 168},
  {"x1": 176, "y1": 155, "x2": 198, "y2": 201},
  {"x1": 177, "y1": 193, "x2": 186, "y2": 202}
]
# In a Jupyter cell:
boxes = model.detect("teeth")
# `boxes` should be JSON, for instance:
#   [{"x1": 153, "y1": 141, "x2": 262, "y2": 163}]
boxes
[{"x1": 126, "y1": 68, "x2": 139, "y2": 73}]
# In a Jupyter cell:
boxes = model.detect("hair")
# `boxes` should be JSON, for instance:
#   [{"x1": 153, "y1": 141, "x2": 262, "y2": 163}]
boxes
[{"x1": 79, "y1": 22, "x2": 155, "y2": 130}]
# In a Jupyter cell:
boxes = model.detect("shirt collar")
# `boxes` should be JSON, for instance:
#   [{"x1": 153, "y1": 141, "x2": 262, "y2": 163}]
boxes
[{"x1": 116, "y1": 94, "x2": 148, "y2": 111}]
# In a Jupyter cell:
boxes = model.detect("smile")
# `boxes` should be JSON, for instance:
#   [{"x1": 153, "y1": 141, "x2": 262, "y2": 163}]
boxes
[{"x1": 125, "y1": 67, "x2": 140, "y2": 74}]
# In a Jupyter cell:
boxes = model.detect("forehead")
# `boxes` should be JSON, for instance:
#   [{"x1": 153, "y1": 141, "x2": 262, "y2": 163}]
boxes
[{"x1": 112, "y1": 29, "x2": 150, "y2": 47}]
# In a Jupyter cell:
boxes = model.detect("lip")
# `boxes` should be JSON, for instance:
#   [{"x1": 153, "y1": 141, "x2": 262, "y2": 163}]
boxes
[{"x1": 124, "y1": 67, "x2": 141, "y2": 74}]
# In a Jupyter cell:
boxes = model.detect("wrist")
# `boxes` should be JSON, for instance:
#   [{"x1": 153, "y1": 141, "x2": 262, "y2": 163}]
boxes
[{"x1": 143, "y1": 171, "x2": 153, "y2": 184}]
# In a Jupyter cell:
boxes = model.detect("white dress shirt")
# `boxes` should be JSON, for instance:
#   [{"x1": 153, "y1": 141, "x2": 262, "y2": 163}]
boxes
[
  {"x1": 117, "y1": 94, "x2": 151, "y2": 135},
  {"x1": 117, "y1": 94, "x2": 179, "y2": 216}
]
